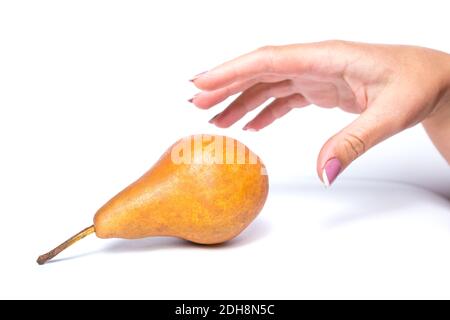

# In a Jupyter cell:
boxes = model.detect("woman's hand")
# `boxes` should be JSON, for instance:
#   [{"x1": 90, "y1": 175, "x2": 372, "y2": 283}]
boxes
[{"x1": 190, "y1": 41, "x2": 450, "y2": 185}]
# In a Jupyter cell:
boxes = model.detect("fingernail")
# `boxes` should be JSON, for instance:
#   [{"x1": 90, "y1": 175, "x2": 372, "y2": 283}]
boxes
[
  {"x1": 190, "y1": 71, "x2": 208, "y2": 82},
  {"x1": 322, "y1": 158, "x2": 342, "y2": 187},
  {"x1": 188, "y1": 93, "x2": 199, "y2": 103},
  {"x1": 208, "y1": 113, "x2": 220, "y2": 124},
  {"x1": 243, "y1": 125, "x2": 257, "y2": 132}
]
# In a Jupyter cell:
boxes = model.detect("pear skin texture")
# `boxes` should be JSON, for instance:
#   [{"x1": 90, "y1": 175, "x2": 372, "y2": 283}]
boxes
[{"x1": 94, "y1": 135, "x2": 269, "y2": 244}]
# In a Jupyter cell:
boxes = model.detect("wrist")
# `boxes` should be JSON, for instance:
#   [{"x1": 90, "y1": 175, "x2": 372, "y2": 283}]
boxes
[
  {"x1": 443, "y1": 53, "x2": 450, "y2": 107},
  {"x1": 441, "y1": 52, "x2": 450, "y2": 109},
  {"x1": 422, "y1": 52, "x2": 450, "y2": 164},
  {"x1": 428, "y1": 51, "x2": 450, "y2": 119},
  {"x1": 438, "y1": 51, "x2": 450, "y2": 108}
]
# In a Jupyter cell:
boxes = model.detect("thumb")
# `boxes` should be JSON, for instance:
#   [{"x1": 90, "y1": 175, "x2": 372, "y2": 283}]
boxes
[{"x1": 317, "y1": 97, "x2": 404, "y2": 187}]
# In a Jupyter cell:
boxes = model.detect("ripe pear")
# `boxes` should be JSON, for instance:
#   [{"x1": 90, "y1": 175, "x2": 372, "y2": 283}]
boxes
[{"x1": 37, "y1": 135, "x2": 269, "y2": 265}]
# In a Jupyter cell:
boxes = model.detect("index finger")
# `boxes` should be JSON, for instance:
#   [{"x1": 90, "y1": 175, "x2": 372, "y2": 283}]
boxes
[{"x1": 192, "y1": 46, "x2": 286, "y2": 91}]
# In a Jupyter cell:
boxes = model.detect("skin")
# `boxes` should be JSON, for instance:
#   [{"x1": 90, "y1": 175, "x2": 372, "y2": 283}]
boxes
[{"x1": 189, "y1": 41, "x2": 450, "y2": 184}]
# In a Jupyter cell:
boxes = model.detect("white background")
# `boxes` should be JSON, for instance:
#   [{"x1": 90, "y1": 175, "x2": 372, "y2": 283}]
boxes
[{"x1": 0, "y1": 0, "x2": 449, "y2": 299}]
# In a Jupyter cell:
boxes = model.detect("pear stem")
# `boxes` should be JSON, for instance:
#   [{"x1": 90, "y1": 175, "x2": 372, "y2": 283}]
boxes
[{"x1": 37, "y1": 225, "x2": 95, "y2": 265}]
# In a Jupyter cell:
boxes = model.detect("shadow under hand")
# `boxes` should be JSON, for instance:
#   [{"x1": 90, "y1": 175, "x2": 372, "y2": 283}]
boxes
[
  {"x1": 323, "y1": 179, "x2": 450, "y2": 228},
  {"x1": 271, "y1": 178, "x2": 450, "y2": 229}
]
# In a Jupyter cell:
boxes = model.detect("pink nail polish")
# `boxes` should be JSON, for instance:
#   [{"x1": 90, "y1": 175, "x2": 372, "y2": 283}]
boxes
[
  {"x1": 322, "y1": 158, "x2": 342, "y2": 187},
  {"x1": 190, "y1": 71, "x2": 208, "y2": 82}
]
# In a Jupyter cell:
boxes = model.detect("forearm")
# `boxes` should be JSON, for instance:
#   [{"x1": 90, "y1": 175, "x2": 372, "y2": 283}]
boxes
[{"x1": 422, "y1": 53, "x2": 450, "y2": 164}]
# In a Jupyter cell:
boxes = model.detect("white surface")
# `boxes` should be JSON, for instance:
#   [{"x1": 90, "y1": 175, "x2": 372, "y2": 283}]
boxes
[
  {"x1": 0, "y1": 0, "x2": 449, "y2": 299},
  {"x1": 4, "y1": 180, "x2": 450, "y2": 299}
]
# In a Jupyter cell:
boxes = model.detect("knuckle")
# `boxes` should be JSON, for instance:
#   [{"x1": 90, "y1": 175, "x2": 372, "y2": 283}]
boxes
[
  {"x1": 256, "y1": 45, "x2": 278, "y2": 72},
  {"x1": 283, "y1": 79, "x2": 295, "y2": 91},
  {"x1": 257, "y1": 45, "x2": 276, "y2": 53},
  {"x1": 341, "y1": 132, "x2": 367, "y2": 160},
  {"x1": 272, "y1": 80, "x2": 294, "y2": 97},
  {"x1": 291, "y1": 94, "x2": 306, "y2": 107},
  {"x1": 268, "y1": 104, "x2": 284, "y2": 119},
  {"x1": 323, "y1": 39, "x2": 347, "y2": 47},
  {"x1": 252, "y1": 82, "x2": 271, "y2": 97}
]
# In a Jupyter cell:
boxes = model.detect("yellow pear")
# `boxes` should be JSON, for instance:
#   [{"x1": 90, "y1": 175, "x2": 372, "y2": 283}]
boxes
[{"x1": 37, "y1": 135, "x2": 269, "y2": 264}]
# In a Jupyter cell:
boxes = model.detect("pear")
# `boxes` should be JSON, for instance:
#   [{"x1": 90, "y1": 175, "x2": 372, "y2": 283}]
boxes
[{"x1": 37, "y1": 135, "x2": 269, "y2": 264}]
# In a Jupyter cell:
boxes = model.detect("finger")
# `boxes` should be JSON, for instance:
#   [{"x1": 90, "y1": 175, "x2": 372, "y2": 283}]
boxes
[
  {"x1": 243, "y1": 94, "x2": 309, "y2": 131},
  {"x1": 210, "y1": 80, "x2": 296, "y2": 128},
  {"x1": 192, "y1": 41, "x2": 363, "y2": 92},
  {"x1": 317, "y1": 89, "x2": 405, "y2": 187},
  {"x1": 190, "y1": 74, "x2": 284, "y2": 109},
  {"x1": 192, "y1": 45, "x2": 312, "y2": 91},
  {"x1": 192, "y1": 46, "x2": 277, "y2": 91}
]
